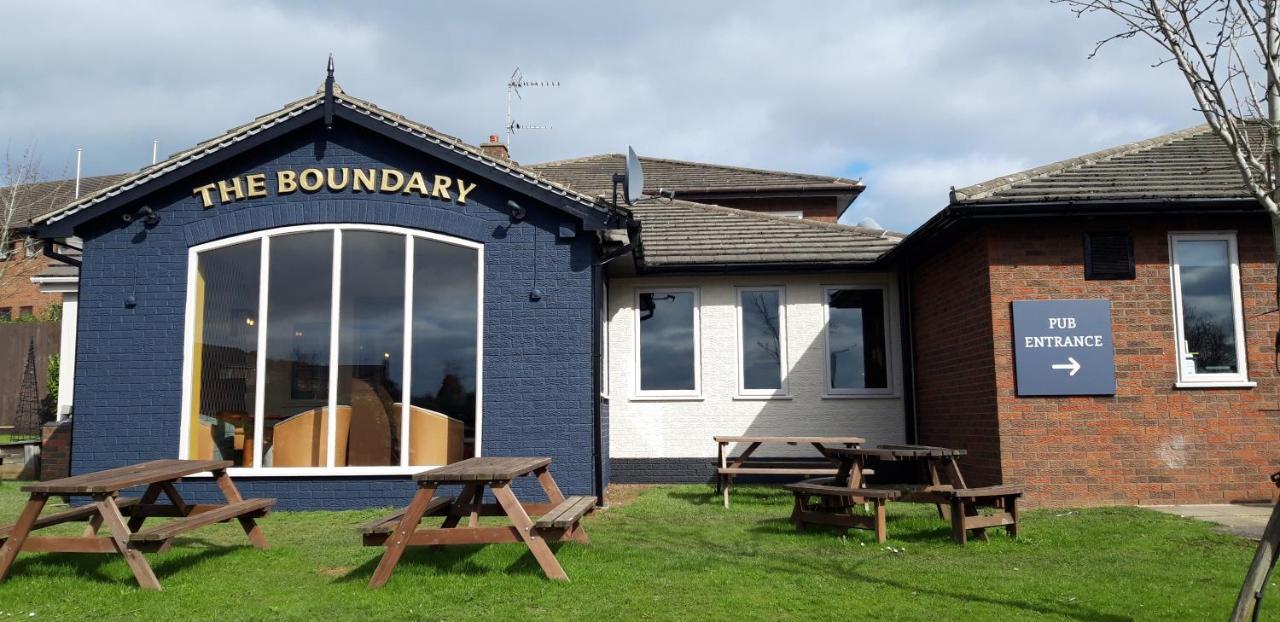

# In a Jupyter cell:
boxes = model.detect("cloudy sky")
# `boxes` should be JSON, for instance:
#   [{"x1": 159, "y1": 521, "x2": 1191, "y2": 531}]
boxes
[{"x1": 0, "y1": 1, "x2": 1203, "y2": 231}]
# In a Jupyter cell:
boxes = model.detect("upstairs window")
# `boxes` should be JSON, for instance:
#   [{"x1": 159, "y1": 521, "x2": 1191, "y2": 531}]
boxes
[
  {"x1": 823, "y1": 286, "x2": 892, "y2": 396},
  {"x1": 1169, "y1": 232, "x2": 1250, "y2": 386},
  {"x1": 635, "y1": 288, "x2": 699, "y2": 396}
]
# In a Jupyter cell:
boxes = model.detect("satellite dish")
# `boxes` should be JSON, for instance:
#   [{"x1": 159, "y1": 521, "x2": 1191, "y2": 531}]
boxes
[
  {"x1": 856, "y1": 216, "x2": 883, "y2": 230},
  {"x1": 624, "y1": 146, "x2": 644, "y2": 205}
]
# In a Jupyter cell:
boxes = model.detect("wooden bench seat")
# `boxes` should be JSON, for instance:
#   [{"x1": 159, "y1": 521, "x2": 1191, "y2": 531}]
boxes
[
  {"x1": 358, "y1": 496, "x2": 453, "y2": 535},
  {"x1": 129, "y1": 498, "x2": 273, "y2": 545},
  {"x1": 0, "y1": 498, "x2": 140, "y2": 542},
  {"x1": 535, "y1": 496, "x2": 595, "y2": 529},
  {"x1": 940, "y1": 485, "x2": 1022, "y2": 545},
  {"x1": 784, "y1": 480, "x2": 900, "y2": 500},
  {"x1": 786, "y1": 478, "x2": 900, "y2": 543}
]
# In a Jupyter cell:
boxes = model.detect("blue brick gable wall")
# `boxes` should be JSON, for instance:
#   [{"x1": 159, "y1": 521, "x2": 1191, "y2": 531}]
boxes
[{"x1": 70, "y1": 122, "x2": 598, "y2": 509}]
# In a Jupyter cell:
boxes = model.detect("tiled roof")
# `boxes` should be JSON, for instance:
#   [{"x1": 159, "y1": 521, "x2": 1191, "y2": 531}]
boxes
[
  {"x1": 528, "y1": 153, "x2": 863, "y2": 197},
  {"x1": 4, "y1": 174, "x2": 128, "y2": 227},
  {"x1": 631, "y1": 199, "x2": 899, "y2": 269},
  {"x1": 34, "y1": 85, "x2": 607, "y2": 227},
  {"x1": 952, "y1": 123, "x2": 1257, "y2": 205}
]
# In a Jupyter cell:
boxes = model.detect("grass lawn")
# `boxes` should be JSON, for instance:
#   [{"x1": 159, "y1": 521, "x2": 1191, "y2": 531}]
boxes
[{"x1": 0, "y1": 481, "x2": 1275, "y2": 621}]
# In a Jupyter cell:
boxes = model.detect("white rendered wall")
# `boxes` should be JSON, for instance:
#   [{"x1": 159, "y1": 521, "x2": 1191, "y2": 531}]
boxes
[
  {"x1": 606, "y1": 272, "x2": 906, "y2": 459},
  {"x1": 57, "y1": 293, "x2": 77, "y2": 419}
]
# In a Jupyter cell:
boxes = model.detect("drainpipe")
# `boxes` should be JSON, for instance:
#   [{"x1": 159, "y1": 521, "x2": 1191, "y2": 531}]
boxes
[
  {"x1": 590, "y1": 255, "x2": 606, "y2": 506},
  {"x1": 897, "y1": 257, "x2": 918, "y2": 444}
]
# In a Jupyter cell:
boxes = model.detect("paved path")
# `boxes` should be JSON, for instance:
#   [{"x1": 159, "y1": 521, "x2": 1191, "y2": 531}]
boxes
[{"x1": 1145, "y1": 503, "x2": 1273, "y2": 540}]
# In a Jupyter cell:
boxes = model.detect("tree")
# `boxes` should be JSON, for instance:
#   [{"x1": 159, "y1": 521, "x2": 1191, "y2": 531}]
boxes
[
  {"x1": 0, "y1": 144, "x2": 70, "y2": 305},
  {"x1": 1056, "y1": 2, "x2": 1280, "y2": 619}
]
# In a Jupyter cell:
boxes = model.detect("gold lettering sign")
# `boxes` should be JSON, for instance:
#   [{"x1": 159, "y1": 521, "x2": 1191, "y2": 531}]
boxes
[{"x1": 192, "y1": 167, "x2": 479, "y2": 208}]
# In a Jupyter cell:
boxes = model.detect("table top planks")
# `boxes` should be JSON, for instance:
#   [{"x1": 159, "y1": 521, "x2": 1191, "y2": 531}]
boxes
[
  {"x1": 826, "y1": 445, "x2": 967, "y2": 460},
  {"x1": 21, "y1": 459, "x2": 233, "y2": 494},
  {"x1": 714, "y1": 436, "x2": 865, "y2": 445},
  {"x1": 415, "y1": 457, "x2": 552, "y2": 482}
]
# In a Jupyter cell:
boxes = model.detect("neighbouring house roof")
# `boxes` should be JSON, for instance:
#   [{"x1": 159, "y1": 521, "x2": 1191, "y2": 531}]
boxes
[
  {"x1": 950, "y1": 123, "x2": 1259, "y2": 205},
  {"x1": 630, "y1": 199, "x2": 900, "y2": 270},
  {"x1": 528, "y1": 153, "x2": 864, "y2": 198},
  {"x1": 33, "y1": 84, "x2": 617, "y2": 232},
  {"x1": 4, "y1": 174, "x2": 128, "y2": 229}
]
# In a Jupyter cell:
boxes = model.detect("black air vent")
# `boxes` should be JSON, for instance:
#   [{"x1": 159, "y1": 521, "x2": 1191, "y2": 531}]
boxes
[{"x1": 1084, "y1": 232, "x2": 1135, "y2": 280}]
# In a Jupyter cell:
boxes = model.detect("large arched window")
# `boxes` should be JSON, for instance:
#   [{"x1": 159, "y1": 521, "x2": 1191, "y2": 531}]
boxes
[{"x1": 179, "y1": 224, "x2": 482, "y2": 474}]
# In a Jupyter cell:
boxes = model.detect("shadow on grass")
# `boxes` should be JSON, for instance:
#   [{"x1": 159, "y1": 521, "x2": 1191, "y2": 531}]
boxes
[
  {"x1": 338, "y1": 540, "x2": 566, "y2": 584},
  {"x1": 634, "y1": 527, "x2": 1126, "y2": 622},
  {"x1": 8, "y1": 539, "x2": 241, "y2": 586},
  {"x1": 667, "y1": 488, "x2": 789, "y2": 507}
]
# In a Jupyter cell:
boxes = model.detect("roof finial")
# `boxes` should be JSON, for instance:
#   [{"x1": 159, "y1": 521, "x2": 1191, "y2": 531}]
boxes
[{"x1": 324, "y1": 53, "x2": 335, "y2": 129}]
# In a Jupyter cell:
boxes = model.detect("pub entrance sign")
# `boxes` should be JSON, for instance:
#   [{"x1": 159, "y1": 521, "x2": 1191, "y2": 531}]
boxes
[{"x1": 1011, "y1": 299, "x2": 1116, "y2": 396}]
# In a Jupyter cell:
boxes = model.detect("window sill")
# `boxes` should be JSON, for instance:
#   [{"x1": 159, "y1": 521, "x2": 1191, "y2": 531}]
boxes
[
  {"x1": 630, "y1": 394, "x2": 705, "y2": 402},
  {"x1": 733, "y1": 394, "x2": 792, "y2": 401},
  {"x1": 1174, "y1": 380, "x2": 1257, "y2": 389},
  {"x1": 821, "y1": 393, "x2": 900, "y2": 400}
]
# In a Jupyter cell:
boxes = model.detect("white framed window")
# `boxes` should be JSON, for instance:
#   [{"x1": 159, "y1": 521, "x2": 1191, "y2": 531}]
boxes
[
  {"x1": 634, "y1": 287, "x2": 700, "y2": 398},
  {"x1": 773, "y1": 210, "x2": 804, "y2": 219},
  {"x1": 1169, "y1": 232, "x2": 1251, "y2": 387},
  {"x1": 822, "y1": 284, "x2": 893, "y2": 397},
  {"x1": 736, "y1": 286, "x2": 788, "y2": 397},
  {"x1": 179, "y1": 224, "x2": 484, "y2": 476}
]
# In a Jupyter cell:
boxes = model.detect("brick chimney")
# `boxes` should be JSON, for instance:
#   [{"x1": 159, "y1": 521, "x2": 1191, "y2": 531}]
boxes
[{"x1": 479, "y1": 134, "x2": 510, "y2": 161}]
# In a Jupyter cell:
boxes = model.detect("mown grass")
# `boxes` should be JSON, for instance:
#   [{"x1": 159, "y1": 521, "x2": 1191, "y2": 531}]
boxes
[{"x1": 0, "y1": 481, "x2": 1275, "y2": 621}]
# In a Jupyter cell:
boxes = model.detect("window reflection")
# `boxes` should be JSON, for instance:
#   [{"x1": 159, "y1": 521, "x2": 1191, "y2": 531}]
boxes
[
  {"x1": 186, "y1": 227, "x2": 481, "y2": 470},
  {"x1": 741, "y1": 290, "x2": 783, "y2": 391},
  {"x1": 338, "y1": 232, "x2": 405, "y2": 467},
  {"x1": 638, "y1": 291, "x2": 697, "y2": 392},
  {"x1": 262, "y1": 232, "x2": 334, "y2": 467},
  {"x1": 827, "y1": 288, "x2": 888, "y2": 391},
  {"x1": 408, "y1": 240, "x2": 477, "y2": 465},
  {"x1": 1177, "y1": 239, "x2": 1238, "y2": 374},
  {"x1": 188, "y1": 241, "x2": 260, "y2": 462}
]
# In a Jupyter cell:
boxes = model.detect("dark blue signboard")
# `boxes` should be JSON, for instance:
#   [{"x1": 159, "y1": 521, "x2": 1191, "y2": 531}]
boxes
[{"x1": 1012, "y1": 300, "x2": 1116, "y2": 396}]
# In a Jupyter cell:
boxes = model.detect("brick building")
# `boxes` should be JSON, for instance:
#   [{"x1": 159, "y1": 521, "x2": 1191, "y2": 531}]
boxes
[
  {"x1": 0, "y1": 175, "x2": 122, "y2": 318},
  {"x1": 22, "y1": 75, "x2": 1278, "y2": 508},
  {"x1": 895, "y1": 125, "x2": 1279, "y2": 506}
]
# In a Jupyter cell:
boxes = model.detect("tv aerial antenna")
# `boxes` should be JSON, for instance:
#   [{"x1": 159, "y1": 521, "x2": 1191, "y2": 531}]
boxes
[{"x1": 506, "y1": 66, "x2": 559, "y2": 147}]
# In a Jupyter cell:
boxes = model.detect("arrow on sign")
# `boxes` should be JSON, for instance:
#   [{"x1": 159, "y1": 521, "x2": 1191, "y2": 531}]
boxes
[{"x1": 1051, "y1": 357, "x2": 1081, "y2": 376}]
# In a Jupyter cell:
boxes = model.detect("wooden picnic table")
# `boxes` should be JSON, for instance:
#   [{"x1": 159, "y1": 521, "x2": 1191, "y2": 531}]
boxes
[
  {"x1": 715, "y1": 435, "x2": 865, "y2": 508},
  {"x1": 362, "y1": 457, "x2": 594, "y2": 587},
  {"x1": 0, "y1": 459, "x2": 274, "y2": 590},
  {"x1": 824, "y1": 444, "x2": 969, "y2": 511},
  {"x1": 793, "y1": 444, "x2": 1021, "y2": 544}
]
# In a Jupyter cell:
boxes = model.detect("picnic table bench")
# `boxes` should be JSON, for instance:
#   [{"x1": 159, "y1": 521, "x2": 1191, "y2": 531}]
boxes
[
  {"x1": 0, "y1": 459, "x2": 274, "y2": 590},
  {"x1": 363, "y1": 457, "x2": 594, "y2": 587},
  {"x1": 791, "y1": 445, "x2": 1023, "y2": 545},
  {"x1": 715, "y1": 436, "x2": 865, "y2": 508}
]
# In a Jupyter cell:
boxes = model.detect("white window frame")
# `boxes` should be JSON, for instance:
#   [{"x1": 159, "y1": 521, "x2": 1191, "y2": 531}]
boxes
[
  {"x1": 772, "y1": 210, "x2": 804, "y2": 219},
  {"x1": 735, "y1": 286, "x2": 788, "y2": 398},
  {"x1": 633, "y1": 287, "x2": 701, "y2": 399},
  {"x1": 1168, "y1": 231, "x2": 1252, "y2": 387},
  {"x1": 178, "y1": 223, "x2": 485, "y2": 476},
  {"x1": 822, "y1": 284, "x2": 895, "y2": 397},
  {"x1": 600, "y1": 280, "x2": 610, "y2": 399}
]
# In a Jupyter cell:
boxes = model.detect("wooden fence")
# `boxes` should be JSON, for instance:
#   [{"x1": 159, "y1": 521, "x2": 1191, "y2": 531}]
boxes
[{"x1": 0, "y1": 322, "x2": 59, "y2": 430}]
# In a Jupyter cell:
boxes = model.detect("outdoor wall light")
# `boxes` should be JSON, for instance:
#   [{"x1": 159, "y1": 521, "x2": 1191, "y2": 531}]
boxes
[
  {"x1": 506, "y1": 199, "x2": 526, "y2": 221},
  {"x1": 121, "y1": 206, "x2": 161, "y2": 227}
]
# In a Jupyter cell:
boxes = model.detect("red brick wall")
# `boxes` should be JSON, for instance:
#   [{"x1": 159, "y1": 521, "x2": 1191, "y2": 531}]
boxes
[
  {"x1": 909, "y1": 229, "x2": 1004, "y2": 485},
  {"x1": 983, "y1": 215, "x2": 1280, "y2": 506},
  {"x1": 0, "y1": 239, "x2": 60, "y2": 317}
]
